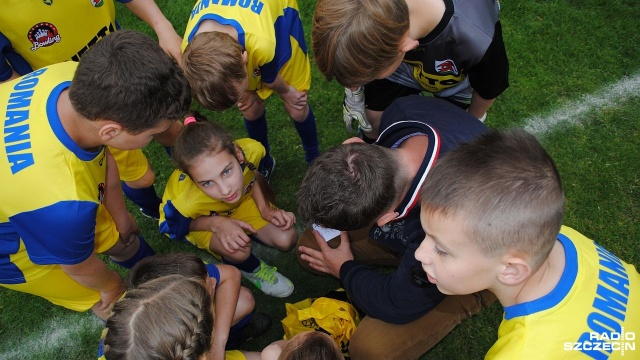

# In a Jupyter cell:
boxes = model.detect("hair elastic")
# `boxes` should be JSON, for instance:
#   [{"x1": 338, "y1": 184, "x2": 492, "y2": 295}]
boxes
[{"x1": 184, "y1": 116, "x2": 197, "y2": 126}]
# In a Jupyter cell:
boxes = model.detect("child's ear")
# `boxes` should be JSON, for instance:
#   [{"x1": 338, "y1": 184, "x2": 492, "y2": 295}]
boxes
[
  {"x1": 497, "y1": 252, "x2": 531, "y2": 286},
  {"x1": 376, "y1": 211, "x2": 400, "y2": 227},
  {"x1": 400, "y1": 36, "x2": 419, "y2": 53},
  {"x1": 98, "y1": 122, "x2": 123, "y2": 142},
  {"x1": 234, "y1": 144, "x2": 245, "y2": 163},
  {"x1": 241, "y1": 51, "x2": 248, "y2": 65}
]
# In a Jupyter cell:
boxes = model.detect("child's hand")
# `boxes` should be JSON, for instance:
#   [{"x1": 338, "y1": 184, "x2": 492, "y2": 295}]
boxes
[
  {"x1": 281, "y1": 85, "x2": 308, "y2": 112},
  {"x1": 212, "y1": 217, "x2": 256, "y2": 254},
  {"x1": 116, "y1": 212, "x2": 140, "y2": 246},
  {"x1": 238, "y1": 90, "x2": 263, "y2": 113},
  {"x1": 263, "y1": 207, "x2": 296, "y2": 230}
]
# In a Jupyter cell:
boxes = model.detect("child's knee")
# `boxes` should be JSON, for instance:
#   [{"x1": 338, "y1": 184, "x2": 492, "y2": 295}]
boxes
[
  {"x1": 274, "y1": 229, "x2": 297, "y2": 251},
  {"x1": 234, "y1": 286, "x2": 256, "y2": 320}
]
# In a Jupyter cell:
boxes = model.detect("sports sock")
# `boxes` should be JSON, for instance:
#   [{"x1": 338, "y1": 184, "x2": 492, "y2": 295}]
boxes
[
  {"x1": 121, "y1": 182, "x2": 161, "y2": 219},
  {"x1": 163, "y1": 146, "x2": 172, "y2": 157},
  {"x1": 223, "y1": 253, "x2": 261, "y2": 273},
  {"x1": 293, "y1": 106, "x2": 320, "y2": 164},
  {"x1": 110, "y1": 235, "x2": 155, "y2": 269},
  {"x1": 225, "y1": 311, "x2": 254, "y2": 349},
  {"x1": 244, "y1": 113, "x2": 270, "y2": 159}
]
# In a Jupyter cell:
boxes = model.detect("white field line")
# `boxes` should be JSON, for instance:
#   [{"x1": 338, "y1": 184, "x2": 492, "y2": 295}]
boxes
[
  {"x1": 524, "y1": 73, "x2": 640, "y2": 136},
  {"x1": 0, "y1": 314, "x2": 102, "y2": 360},
  {"x1": 1, "y1": 74, "x2": 639, "y2": 360}
]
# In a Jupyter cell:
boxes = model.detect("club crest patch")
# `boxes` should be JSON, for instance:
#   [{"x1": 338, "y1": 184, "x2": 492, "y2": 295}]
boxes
[
  {"x1": 90, "y1": 0, "x2": 104, "y2": 7},
  {"x1": 98, "y1": 183, "x2": 105, "y2": 203},
  {"x1": 28, "y1": 23, "x2": 61, "y2": 52},
  {"x1": 435, "y1": 59, "x2": 459, "y2": 76}
]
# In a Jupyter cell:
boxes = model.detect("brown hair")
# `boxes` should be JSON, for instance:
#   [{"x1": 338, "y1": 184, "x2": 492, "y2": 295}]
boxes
[
  {"x1": 126, "y1": 253, "x2": 208, "y2": 289},
  {"x1": 69, "y1": 30, "x2": 191, "y2": 134},
  {"x1": 298, "y1": 142, "x2": 403, "y2": 230},
  {"x1": 173, "y1": 112, "x2": 275, "y2": 205},
  {"x1": 182, "y1": 31, "x2": 245, "y2": 111},
  {"x1": 103, "y1": 275, "x2": 214, "y2": 360},
  {"x1": 312, "y1": 0, "x2": 409, "y2": 87},
  {"x1": 420, "y1": 129, "x2": 565, "y2": 269},
  {"x1": 279, "y1": 332, "x2": 344, "y2": 360}
]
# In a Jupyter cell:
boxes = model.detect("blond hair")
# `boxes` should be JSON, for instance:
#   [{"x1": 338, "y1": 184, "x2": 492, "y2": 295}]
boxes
[{"x1": 103, "y1": 275, "x2": 214, "y2": 360}]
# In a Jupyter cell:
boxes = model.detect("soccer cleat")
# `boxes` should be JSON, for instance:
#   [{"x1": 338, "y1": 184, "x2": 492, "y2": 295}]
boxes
[
  {"x1": 240, "y1": 260, "x2": 294, "y2": 298},
  {"x1": 343, "y1": 86, "x2": 372, "y2": 133},
  {"x1": 237, "y1": 312, "x2": 271, "y2": 345},
  {"x1": 258, "y1": 156, "x2": 276, "y2": 184}
]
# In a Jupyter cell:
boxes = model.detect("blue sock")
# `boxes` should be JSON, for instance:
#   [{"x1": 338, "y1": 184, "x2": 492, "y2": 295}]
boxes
[
  {"x1": 244, "y1": 113, "x2": 270, "y2": 160},
  {"x1": 223, "y1": 253, "x2": 260, "y2": 273},
  {"x1": 163, "y1": 146, "x2": 172, "y2": 157},
  {"x1": 121, "y1": 182, "x2": 161, "y2": 219},
  {"x1": 226, "y1": 311, "x2": 254, "y2": 349},
  {"x1": 110, "y1": 236, "x2": 155, "y2": 269},
  {"x1": 293, "y1": 107, "x2": 320, "y2": 164}
]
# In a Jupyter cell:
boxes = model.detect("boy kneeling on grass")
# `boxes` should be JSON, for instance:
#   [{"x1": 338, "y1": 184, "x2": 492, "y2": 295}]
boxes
[{"x1": 415, "y1": 128, "x2": 639, "y2": 359}]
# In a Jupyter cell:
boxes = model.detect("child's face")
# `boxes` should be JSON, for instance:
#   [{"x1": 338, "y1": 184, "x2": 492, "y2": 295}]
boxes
[
  {"x1": 415, "y1": 208, "x2": 498, "y2": 295},
  {"x1": 188, "y1": 149, "x2": 245, "y2": 204}
]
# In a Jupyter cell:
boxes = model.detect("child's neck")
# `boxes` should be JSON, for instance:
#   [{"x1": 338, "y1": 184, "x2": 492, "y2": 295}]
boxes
[
  {"x1": 196, "y1": 20, "x2": 239, "y2": 41},
  {"x1": 57, "y1": 90, "x2": 102, "y2": 152},
  {"x1": 498, "y1": 240, "x2": 566, "y2": 307},
  {"x1": 406, "y1": 0, "x2": 446, "y2": 40}
]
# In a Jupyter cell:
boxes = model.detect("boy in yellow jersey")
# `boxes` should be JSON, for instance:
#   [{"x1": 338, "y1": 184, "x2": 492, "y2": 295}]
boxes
[
  {"x1": 415, "y1": 129, "x2": 639, "y2": 359},
  {"x1": 0, "y1": 0, "x2": 185, "y2": 219},
  {"x1": 0, "y1": 30, "x2": 191, "y2": 319},
  {"x1": 181, "y1": 0, "x2": 319, "y2": 180}
]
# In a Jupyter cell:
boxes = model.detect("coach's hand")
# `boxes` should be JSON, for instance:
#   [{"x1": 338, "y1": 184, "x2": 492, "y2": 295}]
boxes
[{"x1": 298, "y1": 231, "x2": 354, "y2": 278}]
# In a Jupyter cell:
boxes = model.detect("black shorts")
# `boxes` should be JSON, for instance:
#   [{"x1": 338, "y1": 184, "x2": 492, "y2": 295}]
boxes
[{"x1": 364, "y1": 79, "x2": 469, "y2": 112}]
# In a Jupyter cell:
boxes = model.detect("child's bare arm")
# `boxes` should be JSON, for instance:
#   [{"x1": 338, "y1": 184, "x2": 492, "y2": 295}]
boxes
[
  {"x1": 60, "y1": 254, "x2": 125, "y2": 318},
  {"x1": 103, "y1": 149, "x2": 139, "y2": 245},
  {"x1": 123, "y1": 0, "x2": 183, "y2": 65},
  {"x1": 209, "y1": 264, "x2": 242, "y2": 360},
  {"x1": 251, "y1": 177, "x2": 295, "y2": 230}
]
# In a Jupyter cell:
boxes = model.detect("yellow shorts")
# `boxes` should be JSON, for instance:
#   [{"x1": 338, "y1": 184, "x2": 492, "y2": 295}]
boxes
[
  {"x1": 1, "y1": 204, "x2": 121, "y2": 312},
  {"x1": 1, "y1": 262, "x2": 101, "y2": 312},
  {"x1": 186, "y1": 196, "x2": 269, "y2": 255},
  {"x1": 109, "y1": 147, "x2": 150, "y2": 182},
  {"x1": 257, "y1": 37, "x2": 311, "y2": 100}
]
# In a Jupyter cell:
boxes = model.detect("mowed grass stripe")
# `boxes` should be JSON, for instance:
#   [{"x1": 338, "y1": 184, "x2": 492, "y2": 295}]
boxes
[
  {"x1": 0, "y1": 314, "x2": 102, "y2": 360},
  {"x1": 524, "y1": 73, "x2": 640, "y2": 136}
]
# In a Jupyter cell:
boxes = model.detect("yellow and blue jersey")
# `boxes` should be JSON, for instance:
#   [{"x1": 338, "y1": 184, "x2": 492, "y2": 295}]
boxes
[
  {"x1": 0, "y1": 62, "x2": 109, "y2": 285},
  {"x1": 159, "y1": 138, "x2": 266, "y2": 242},
  {"x1": 0, "y1": 0, "x2": 130, "y2": 79},
  {"x1": 182, "y1": 0, "x2": 310, "y2": 99},
  {"x1": 487, "y1": 226, "x2": 639, "y2": 359}
]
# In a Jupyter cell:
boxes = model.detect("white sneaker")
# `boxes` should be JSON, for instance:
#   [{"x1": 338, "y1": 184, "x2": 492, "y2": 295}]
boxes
[{"x1": 240, "y1": 261, "x2": 294, "y2": 298}]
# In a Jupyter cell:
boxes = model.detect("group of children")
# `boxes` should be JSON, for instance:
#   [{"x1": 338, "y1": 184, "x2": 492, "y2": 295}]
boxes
[{"x1": 1, "y1": 0, "x2": 638, "y2": 360}]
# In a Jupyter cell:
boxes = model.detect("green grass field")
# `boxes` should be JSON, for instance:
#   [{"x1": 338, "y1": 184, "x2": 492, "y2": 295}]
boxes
[{"x1": 1, "y1": 0, "x2": 638, "y2": 359}]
